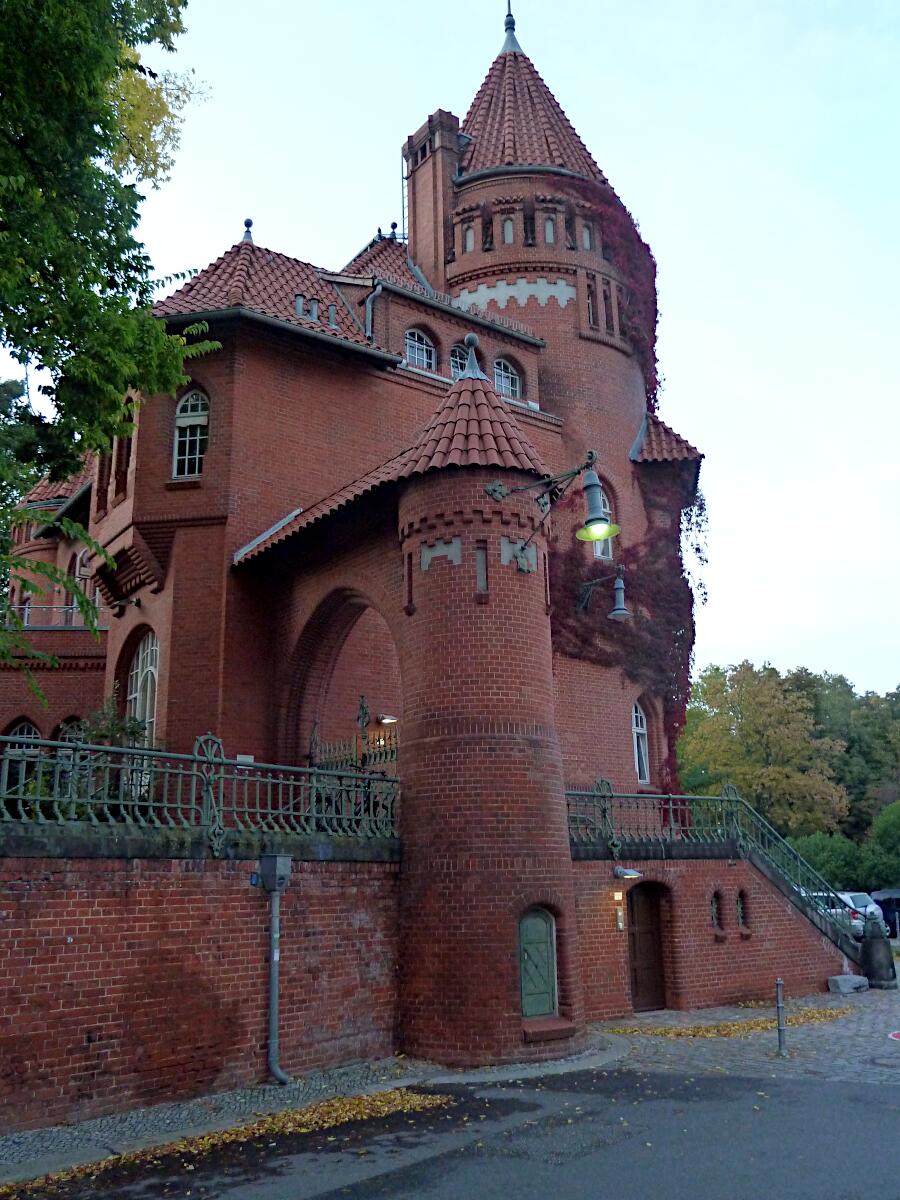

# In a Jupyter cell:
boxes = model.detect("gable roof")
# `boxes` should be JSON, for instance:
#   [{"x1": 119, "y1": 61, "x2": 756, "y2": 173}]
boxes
[
  {"x1": 342, "y1": 233, "x2": 424, "y2": 292},
  {"x1": 234, "y1": 338, "x2": 546, "y2": 565},
  {"x1": 22, "y1": 456, "x2": 95, "y2": 507},
  {"x1": 460, "y1": 25, "x2": 605, "y2": 182},
  {"x1": 154, "y1": 240, "x2": 377, "y2": 351},
  {"x1": 629, "y1": 413, "x2": 702, "y2": 464}
]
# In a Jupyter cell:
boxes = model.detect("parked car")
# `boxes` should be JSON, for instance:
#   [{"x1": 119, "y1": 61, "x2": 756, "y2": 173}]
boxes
[
  {"x1": 836, "y1": 892, "x2": 890, "y2": 939},
  {"x1": 872, "y1": 890, "x2": 900, "y2": 938}
]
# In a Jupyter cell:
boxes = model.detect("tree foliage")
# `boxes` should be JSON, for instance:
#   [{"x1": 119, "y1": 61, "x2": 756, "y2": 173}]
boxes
[
  {"x1": 0, "y1": 0, "x2": 209, "y2": 480},
  {"x1": 786, "y1": 831, "x2": 863, "y2": 890},
  {"x1": 861, "y1": 801, "x2": 900, "y2": 890}
]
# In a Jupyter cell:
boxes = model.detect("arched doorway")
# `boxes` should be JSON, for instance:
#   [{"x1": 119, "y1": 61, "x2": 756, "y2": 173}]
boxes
[
  {"x1": 627, "y1": 883, "x2": 667, "y2": 1012},
  {"x1": 519, "y1": 908, "x2": 557, "y2": 1018}
]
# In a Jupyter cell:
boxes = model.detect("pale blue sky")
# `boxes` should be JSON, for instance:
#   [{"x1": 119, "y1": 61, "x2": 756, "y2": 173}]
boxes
[{"x1": 11, "y1": 1, "x2": 900, "y2": 693}]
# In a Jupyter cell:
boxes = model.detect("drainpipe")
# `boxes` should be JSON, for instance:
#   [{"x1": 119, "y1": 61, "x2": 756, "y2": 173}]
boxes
[
  {"x1": 253, "y1": 855, "x2": 292, "y2": 1085},
  {"x1": 364, "y1": 282, "x2": 385, "y2": 342}
]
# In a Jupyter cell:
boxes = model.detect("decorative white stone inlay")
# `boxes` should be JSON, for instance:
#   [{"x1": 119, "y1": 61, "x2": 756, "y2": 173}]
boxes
[
  {"x1": 455, "y1": 277, "x2": 577, "y2": 312},
  {"x1": 500, "y1": 536, "x2": 537, "y2": 573},
  {"x1": 420, "y1": 538, "x2": 463, "y2": 571}
]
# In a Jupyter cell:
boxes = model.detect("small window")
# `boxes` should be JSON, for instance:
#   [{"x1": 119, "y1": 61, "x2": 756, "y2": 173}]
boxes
[
  {"x1": 711, "y1": 892, "x2": 723, "y2": 930},
  {"x1": 3, "y1": 720, "x2": 42, "y2": 792},
  {"x1": 308, "y1": 298, "x2": 320, "y2": 322},
  {"x1": 126, "y1": 630, "x2": 159, "y2": 747},
  {"x1": 404, "y1": 329, "x2": 436, "y2": 372},
  {"x1": 7, "y1": 720, "x2": 40, "y2": 740},
  {"x1": 502, "y1": 217, "x2": 515, "y2": 245},
  {"x1": 450, "y1": 344, "x2": 469, "y2": 380},
  {"x1": 544, "y1": 216, "x2": 556, "y2": 245},
  {"x1": 583, "y1": 223, "x2": 594, "y2": 251},
  {"x1": 592, "y1": 488, "x2": 614, "y2": 562},
  {"x1": 632, "y1": 702, "x2": 650, "y2": 784},
  {"x1": 587, "y1": 274, "x2": 599, "y2": 330},
  {"x1": 173, "y1": 390, "x2": 210, "y2": 479},
  {"x1": 463, "y1": 225, "x2": 476, "y2": 253},
  {"x1": 494, "y1": 359, "x2": 522, "y2": 400},
  {"x1": 736, "y1": 891, "x2": 749, "y2": 928},
  {"x1": 602, "y1": 278, "x2": 615, "y2": 335}
]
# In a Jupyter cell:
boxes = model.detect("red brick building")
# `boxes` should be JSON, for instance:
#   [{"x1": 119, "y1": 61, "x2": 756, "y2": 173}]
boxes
[{"x1": 0, "y1": 10, "x2": 857, "y2": 1128}]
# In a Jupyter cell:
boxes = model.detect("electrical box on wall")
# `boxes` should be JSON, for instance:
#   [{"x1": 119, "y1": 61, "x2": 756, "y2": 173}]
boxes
[{"x1": 256, "y1": 855, "x2": 292, "y2": 893}]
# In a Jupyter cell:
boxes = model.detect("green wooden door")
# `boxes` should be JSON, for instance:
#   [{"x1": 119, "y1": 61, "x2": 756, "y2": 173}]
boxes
[{"x1": 519, "y1": 909, "x2": 557, "y2": 1017}]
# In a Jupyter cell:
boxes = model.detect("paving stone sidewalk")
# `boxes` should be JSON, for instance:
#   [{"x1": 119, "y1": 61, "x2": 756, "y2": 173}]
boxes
[{"x1": 592, "y1": 987, "x2": 900, "y2": 1084}]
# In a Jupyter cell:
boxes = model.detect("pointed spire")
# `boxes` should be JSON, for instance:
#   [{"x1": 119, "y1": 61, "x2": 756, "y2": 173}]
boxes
[
  {"x1": 501, "y1": 1, "x2": 522, "y2": 54},
  {"x1": 457, "y1": 332, "x2": 490, "y2": 382}
]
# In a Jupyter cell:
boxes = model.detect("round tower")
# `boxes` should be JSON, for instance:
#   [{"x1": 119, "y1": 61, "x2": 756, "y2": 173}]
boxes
[{"x1": 396, "y1": 336, "x2": 585, "y2": 1064}]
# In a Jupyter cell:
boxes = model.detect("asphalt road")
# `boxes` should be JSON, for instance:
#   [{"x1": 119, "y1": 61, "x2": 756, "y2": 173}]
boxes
[{"x1": 16, "y1": 1066, "x2": 900, "y2": 1200}]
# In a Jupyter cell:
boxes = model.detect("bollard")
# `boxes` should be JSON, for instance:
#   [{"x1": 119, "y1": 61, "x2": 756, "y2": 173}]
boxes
[{"x1": 775, "y1": 977, "x2": 787, "y2": 1057}]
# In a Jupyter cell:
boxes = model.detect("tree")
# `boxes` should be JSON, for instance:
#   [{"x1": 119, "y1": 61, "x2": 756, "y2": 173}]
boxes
[
  {"x1": 787, "y1": 831, "x2": 863, "y2": 890},
  {"x1": 0, "y1": 0, "x2": 210, "y2": 480},
  {"x1": 678, "y1": 662, "x2": 848, "y2": 835},
  {"x1": 861, "y1": 801, "x2": 900, "y2": 890}
]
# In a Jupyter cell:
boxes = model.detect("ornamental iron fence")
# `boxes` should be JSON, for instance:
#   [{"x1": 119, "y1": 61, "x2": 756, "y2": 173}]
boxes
[
  {"x1": 566, "y1": 779, "x2": 860, "y2": 945},
  {"x1": 0, "y1": 733, "x2": 397, "y2": 855}
]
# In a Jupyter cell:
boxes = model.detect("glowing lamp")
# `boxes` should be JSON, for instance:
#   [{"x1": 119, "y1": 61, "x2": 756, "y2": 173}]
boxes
[{"x1": 575, "y1": 470, "x2": 621, "y2": 543}]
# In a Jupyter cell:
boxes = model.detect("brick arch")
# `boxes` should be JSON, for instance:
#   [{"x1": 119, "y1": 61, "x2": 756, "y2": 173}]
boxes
[{"x1": 279, "y1": 588, "x2": 403, "y2": 766}]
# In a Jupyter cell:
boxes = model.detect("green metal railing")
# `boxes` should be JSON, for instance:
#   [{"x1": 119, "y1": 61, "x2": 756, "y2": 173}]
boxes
[
  {"x1": 0, "y1": 733, "x2": 397, "y2": 856},
  {"x1": 566, "y1": 779, "x2": 858, "y2": 943}
]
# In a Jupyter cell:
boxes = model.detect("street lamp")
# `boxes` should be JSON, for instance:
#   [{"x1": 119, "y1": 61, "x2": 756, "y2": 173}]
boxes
[{"x1": 578, "y1": 565, "x2": 631, "y2": 622}]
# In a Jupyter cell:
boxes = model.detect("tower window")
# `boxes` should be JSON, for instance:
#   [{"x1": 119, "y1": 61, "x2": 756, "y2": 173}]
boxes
[
  {"x1": 632, "y1": 702, "x2": 650, "y2": 784},
  {"x1": 602, "y1": 277, "x2": 615, "y2": 335},
  {"x1": 544, "y1": 216, "x2": 556, "y2": 245},
  {"x1": 592, "y1": 487, "x2": 614, "y2": 561},
  {"x1": 450, "y1": 344, "x2": 469, "y2": 380},
  {"x1": 587, "y1": 274, "x2": 599, "y2": 330},
  {"x1": 494, "y1": 359, "x2": 522, "y2": 400},
  {"x1": 583, "y1": 223, "x2": 594, "y2": 251},
  {"x1": 173, "y1": 390, "x2": 210, "y2": 479},
  {"x1": 404, "y1": 329, "x2": 436, "y2": 372},
  {"x1": 464, "y1": 225, "x2": 476, "y2": 253},
  {"x1": 502, "y1": 217, "x2": 515, "y2": 244}
]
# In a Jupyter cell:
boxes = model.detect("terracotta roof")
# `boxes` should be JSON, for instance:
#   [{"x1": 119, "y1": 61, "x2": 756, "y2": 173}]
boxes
[
  {"x1": 22, "y1": 456, "x2": 95, "y2": 506},
  {"x1": 235, "y1": 342, "x2": 546, "y2": 564},
  {"x1": 630, "y1": 413, "x2": 702, "y2": 464},
  {"x1": 342, "y1": 235, "x2": 424, "y2": 292},
  {"x1": 460, "y1": 40, "x2": 605, "y2": 181},
  {"x1": 154, "y1": 240, "x2": 371, "y2": 348}
]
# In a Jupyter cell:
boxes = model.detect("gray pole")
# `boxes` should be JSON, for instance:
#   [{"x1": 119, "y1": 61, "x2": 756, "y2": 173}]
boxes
[
  {"x1": 775, "y1": 977, "x2": 787, "y2": 1058},
  {"x1": 268, "y1": 888, "x2": 290, "y2": 1085}
]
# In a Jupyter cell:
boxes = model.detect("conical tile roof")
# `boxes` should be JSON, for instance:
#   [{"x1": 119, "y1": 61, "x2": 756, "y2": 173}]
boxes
[{"x1": 460, "y1": 10, "x2": 605, "y2": 181}]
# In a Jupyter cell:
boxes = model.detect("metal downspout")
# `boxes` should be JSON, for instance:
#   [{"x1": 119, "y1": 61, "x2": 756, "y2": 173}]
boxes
[
  {"x1": 267, "y1": 888, "x2": 290, "y2": 1085},
  {"x1": 365, "y1": 283, "x2": 385, "y2": 341}
]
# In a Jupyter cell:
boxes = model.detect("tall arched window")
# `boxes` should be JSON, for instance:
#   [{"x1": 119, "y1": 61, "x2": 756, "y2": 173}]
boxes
[
  {"x1": 463, "y1": 225, "x2": 476, "y2": 253},
  {"x1": 173, "y1": 390, "x2": 210, "y2": 479},
  {"x1": 583, "y1": 222, "x2": 594, "y2": 251},
  {"x1": 3, "y1": 720, "x2": 41, "y2": 792},
  {"x1": 632, "y1": 702, "x2": 650, "y2": 784},
  {"x1": 502, "y1": 217, "x2": 515, "y2": 245},
  {"x1": 494, "y1": 359, "x2": 522, "y2": 401},
  {"x1": 404, "y1": 329, "x2": 436, "y2": 372},
  {"x1": 544, "y1": 216, "x2": 556, "y2": 244},
  {"x1": 7, "y1": 720, "x2": 40, "y2": 740},
  {"x1": 592, "y1": 487, "x2": 614, "y2": 562},
  {"x1": 126, "y1": 631, "x2": 159, "y2": 746},
  {"x1": 450, "y1": 344, "x2": 469, "y2": 380}
]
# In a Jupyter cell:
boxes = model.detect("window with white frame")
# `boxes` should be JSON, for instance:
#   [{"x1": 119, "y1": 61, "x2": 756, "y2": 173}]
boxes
[
  {"x1": 632, "y1": 702, "x2": 650, "y2": 784},
  {"x1": 592, "y1": 486, "x2": 614, "y2": 561},
  {"x1": 502, "y1": 217, "x2": 515, "y2": 244},
  {"x1": 450, "y1": 344, "x2": 469, "y2": 380},
  {"x1": 494, "y1": 359, "x2": 522, "y2": 400},
  {"x1": 126, "y1": 630, "x2": 159, "y2": 747},
  {"x1": 463, "y1": 225, "x2": 476, "y2": 253},
  {"x1": 544, "y1": 216, "x2": 556, "y2": 244},
  {"x1": 173, "y1": 390, "x2": 209, "y2": 479},
  {"x1": 404, "y1": 329, "x2": 436, "y2": 372},
  {"x1": 8, "y1": 720, "x2": 40, "y2": 740},
  {"x1": 583, "y1": 222, "x2": 594, "y2": 251},
  {"x1": 4, "y1": 719, "x2": 41, "y2": 791}
]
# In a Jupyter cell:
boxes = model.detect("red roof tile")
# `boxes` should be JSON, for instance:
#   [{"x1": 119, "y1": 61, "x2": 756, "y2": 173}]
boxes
[
  {"x1": 630, "y1": 413, "x2": 702, "y2": 464},
  {"x1": 22, "y1": 456, "x2": 95, "y2": 506},
  {"x1": 235, "y1": 347, "x2": 546, "y2": 564},
  {"x1": 342, "y1": 235, "x2": 424, "y2": 292},
  {"x1": 460, "y1": 43, "x2": 605, "y2": 181},
  {"x1": 154, "y1": 241, "x2": 371, "y2": 348}
]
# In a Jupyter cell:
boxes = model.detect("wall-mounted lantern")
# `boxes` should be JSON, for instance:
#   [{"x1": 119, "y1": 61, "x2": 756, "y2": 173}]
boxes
[{"x1": 578, "y1": 565, "x2": 631, "y2": 621}]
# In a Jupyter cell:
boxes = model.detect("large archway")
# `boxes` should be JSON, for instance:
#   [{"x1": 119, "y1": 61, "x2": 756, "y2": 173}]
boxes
[{"x1": 280, "y1": 590, "x2": 403, "y2": 767}]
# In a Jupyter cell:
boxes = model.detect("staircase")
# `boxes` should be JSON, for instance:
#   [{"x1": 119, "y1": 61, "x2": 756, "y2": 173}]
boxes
[{"x1": 566, "y1": 781, "x2": 862, "y2": 964}]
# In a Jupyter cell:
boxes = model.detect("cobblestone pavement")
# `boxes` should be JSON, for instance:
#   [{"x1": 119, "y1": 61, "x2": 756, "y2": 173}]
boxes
[{"x1": 592, "y1": 987, "x2": 900, "y2": 1084}]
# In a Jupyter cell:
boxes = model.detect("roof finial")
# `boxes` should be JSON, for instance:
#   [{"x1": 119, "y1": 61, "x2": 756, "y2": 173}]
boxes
[
  {"x1": 457, "y1": 332, "x2": 491, "y2": 383},
  {"x1": 501, "y1": 1, "x2": 523, "y2": 54},
  {"x1": 242, "y1": 218, "x2": 253, "y2": 243}
]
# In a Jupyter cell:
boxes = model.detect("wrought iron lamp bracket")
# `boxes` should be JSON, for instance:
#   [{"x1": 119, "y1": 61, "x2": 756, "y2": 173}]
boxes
[
  {"x1": 578, "y1": 565, "x2": 626, "y2": 613},
  {"x1": 483, "y1": 450, "x2": 597, "y2": 511}
]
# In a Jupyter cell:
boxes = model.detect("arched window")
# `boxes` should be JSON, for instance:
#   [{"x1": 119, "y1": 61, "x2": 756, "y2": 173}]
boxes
[
  {"x1": 632, "y1": 702, "x2": 650, "y2": 784},
  {"x1": 404, "y1": 329, "x2": 436, "y2": 372},
  {"x1": 583, "y1": 223, "x2": 594, "y2": 251},
  {"x1": 711, "y1": 891, "x2": 724, "y2": 931},
  {"x1": 126, "y1": 630, "x2": 159, "y2": 747},
  {"x1": 173, "y1": 390, "x2": 210, "y2": 479},
  {"x1": 592, "y1": 487, "x2": 614, "y2": 562},
  {"x1": 736, "y1": 890, "x2": 749, "y2": 929},
  {"x1": 3, "y1": 720, "x2": 41, "y2": 793},
  {"x1": 7, "y1": 720, "x2": 40, "y2": 740},
  {"x1": 450, "y1": 344, "x2": 469, "y2": 380},
  {"x1": 21, "y1": 597, "x2": 31, "y2": 627},
  {"x1": 544, "y1": 216, "x2": 556, "y2": 244},
  {"x1": 55, "y1": 719, "x2": 82, "y2": 743},
  {"x1": 463, "y1": 225, "x2": 476, "y2": 253},
  {"x1": 494, "y1": 359, "x2": 522, "y2": 401},
  {"x1": 519, "y1": 908, "x2": 557, "y2": 1018},
  {"x1": 502, "y1": 217, "x2": 515, "y2": 245}
]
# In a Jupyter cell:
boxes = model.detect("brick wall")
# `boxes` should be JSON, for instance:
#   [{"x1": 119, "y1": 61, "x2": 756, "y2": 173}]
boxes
[
  {"x1": 574, "y1": 857, "x2": 853, "y2": 1020},
  {"x1": 0, "y1": 857, "x2": 399, "y2": 1134}
]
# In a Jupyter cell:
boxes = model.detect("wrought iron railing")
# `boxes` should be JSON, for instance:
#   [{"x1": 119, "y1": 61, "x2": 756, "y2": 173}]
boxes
[
  {"x1": 3, "y1": 605, "x2": 111, "y2": 630},
  {"x1": 566, "y1": 780, "x2": 859, "y2": 944},
  {"x1": 0, "y1": 734, "x2": 397, "y2": 855}
]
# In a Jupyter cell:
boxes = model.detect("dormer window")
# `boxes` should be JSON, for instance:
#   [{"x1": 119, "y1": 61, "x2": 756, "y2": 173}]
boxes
[
  {"x1": 405, "y1": 329, "x2": 436, "y2": 372},
  {"x1": 327, "y1": 303, "x2": 338, "y2": 327},
  {"x1": 494, "y1": 359, "x2": 522, "y2": 401},
  {"x1": 464, "y1": 225, "x2": 476, "y2": 253},
  {"x1": 173, "y1": 390, "x2": 210, "y2": 479},
  {"x1": 308, "y1": 298, "x2": 319, "y2": 322},
  {"x1": 502, "y1": 217, "x2": 515, "y2": 245}
]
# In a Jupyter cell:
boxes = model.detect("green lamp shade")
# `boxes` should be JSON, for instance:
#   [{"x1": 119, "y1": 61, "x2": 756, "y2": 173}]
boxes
[
  {"x1": 577, "y1": 468, "x2": 620, "y2": 542},
  {"x1": 576, "y1": 519, "x2": 621, "y2": 543}
]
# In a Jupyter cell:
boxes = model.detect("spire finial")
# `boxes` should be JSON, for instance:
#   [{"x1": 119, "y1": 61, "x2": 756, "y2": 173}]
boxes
[
  {"x1": 242, "y1": 218, "x2": 253, "y2": 243},
  {"x1": 457, "y1": 332, "x2": 491, "y2": 383},
  {"x1": 501, "y1": 2, "x2": 522, "y2": 53}
]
